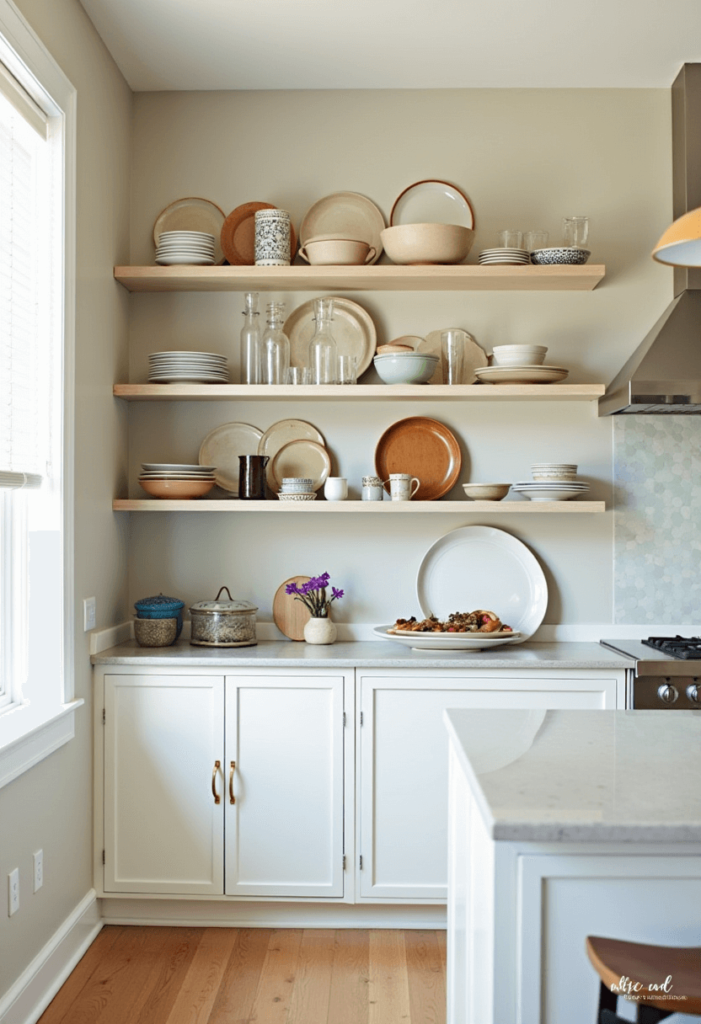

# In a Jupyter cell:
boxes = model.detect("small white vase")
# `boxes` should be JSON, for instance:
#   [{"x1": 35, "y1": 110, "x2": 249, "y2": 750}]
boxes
[{"x1": 303, "y1": 616, "x2": 337, "y2": 645}]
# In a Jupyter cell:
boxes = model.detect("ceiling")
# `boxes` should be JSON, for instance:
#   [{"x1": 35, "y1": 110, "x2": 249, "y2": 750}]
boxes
[{"x1": 78, "y1": 0, "x2": 701, "y2": 92}]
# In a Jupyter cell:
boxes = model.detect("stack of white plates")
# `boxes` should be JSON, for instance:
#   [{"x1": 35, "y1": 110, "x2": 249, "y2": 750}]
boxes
[
  {"x1": 155, "y1": 231, "x2": 216, "y2": 265},
  {"x1": 140, "y1": 463, "x2": 216, "y2": 481},
  {"x1": 511, "y1": 481, "x2": 590, "y2": 502},
  {"x1": 148, "y1": 351, "x2": 229, "y2": 384},
  {"x1": 478, "y1": 248, "x2": 530, "y2": 266}
]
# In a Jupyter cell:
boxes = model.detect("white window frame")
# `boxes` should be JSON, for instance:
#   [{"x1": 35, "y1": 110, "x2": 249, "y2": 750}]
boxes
[{"x1": 0, "y1": 0, "x2": 80, "y2": 789}]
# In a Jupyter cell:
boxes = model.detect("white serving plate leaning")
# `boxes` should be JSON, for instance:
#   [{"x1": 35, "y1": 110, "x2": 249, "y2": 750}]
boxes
[
  {"x1": 416, "y1": 524, "x2": 547, "y2": 642},
  {"x1": 474, "y1": 365, "x2": 569, "y2": 384},
  {"x1": 372, "y1": 625, "x2": 522, "y2": 651},
  {"x1": 391, "y1": 180, "x2": 475, "y2": 229}
]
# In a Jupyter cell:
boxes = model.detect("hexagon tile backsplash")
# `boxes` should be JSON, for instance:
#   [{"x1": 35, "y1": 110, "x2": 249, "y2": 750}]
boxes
[{"x1": 614, "y1": 416, "x2": 701, "y2": 623}]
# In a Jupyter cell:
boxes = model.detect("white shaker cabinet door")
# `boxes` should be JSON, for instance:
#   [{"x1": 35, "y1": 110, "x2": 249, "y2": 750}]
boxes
[
  {"x1": 225, "y1": 674, "x2": 345, "y2": 898},
  {"x1": 358, "y1": 672, "x2": 620, "y2": 902},
  {"x1": 103, "y1": 673, "x2": 225, "y2": 895}
]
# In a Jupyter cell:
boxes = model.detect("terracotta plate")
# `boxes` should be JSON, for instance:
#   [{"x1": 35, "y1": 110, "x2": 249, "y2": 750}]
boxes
[
  {"x1": 374, "y1": 416, "x2": 462, "y2": 501},
  {"x1": 153, "y1": 197, "x2": 226, "y2": 264},
  {"x1": 273, "y1": 575, "x2": 312, "y2": 641},
  {"x1": 220, "y1": 201, "x2": 298, "y2": 265}
]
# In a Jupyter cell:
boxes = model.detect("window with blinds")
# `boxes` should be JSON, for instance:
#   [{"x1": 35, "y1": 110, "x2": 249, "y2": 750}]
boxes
[{"x1": 0, "y1": 60, "x2": 59, "y2": 709}]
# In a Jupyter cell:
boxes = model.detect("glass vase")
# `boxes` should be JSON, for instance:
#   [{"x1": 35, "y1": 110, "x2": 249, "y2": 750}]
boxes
[
  {"x1": 308, "y1": 297, "x2": 338, "y2": 385},
  {"x1": 240, "y1": 291, "x2": 261, "y2": 384},
  {"x1": 261, "y1": 301, "x2": 290, "y2": 385}
]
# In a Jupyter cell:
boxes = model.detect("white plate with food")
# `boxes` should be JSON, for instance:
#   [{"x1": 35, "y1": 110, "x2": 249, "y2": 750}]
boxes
[
  {"x1": 283, "y1": 296, "x2": 376, "y2": 378},
  {"x1": 416, "y1": 525, "x2": 547, "y2": 642},
  {"x1": 373, "y1": 625, "x2": 522, "y2": 651}
]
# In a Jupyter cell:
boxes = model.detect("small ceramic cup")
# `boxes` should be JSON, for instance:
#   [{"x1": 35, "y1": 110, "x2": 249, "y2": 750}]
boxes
[
  {"x1": 254, "y1": 208, "x2": 291, "y2": 266},
  {"x1": 362, "y1": 475, "x2": 384, "y2": 501},
  {"x1": 384, "y1": 473, "x2": 420, "y2": 501},
  {"x1": 324, "y1": 477, "x2": 348, "y2": 501}
]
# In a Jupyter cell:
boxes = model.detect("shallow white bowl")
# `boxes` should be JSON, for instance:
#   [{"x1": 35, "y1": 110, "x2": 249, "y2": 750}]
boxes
[
  {"x1": 373, "y1": 352, "x2": 439, "y2": 385},
  {"x1": 493, "y1": 345, "x2": 548, "y2": 367},
  {"x1": 462, "y1": 483, "x2": 511, "y2": 501}
]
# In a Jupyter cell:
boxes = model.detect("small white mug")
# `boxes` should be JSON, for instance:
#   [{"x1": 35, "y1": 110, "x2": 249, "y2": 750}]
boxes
[
  {"x1": 324, "y1": 476, "x2": 348, "y2": 501},
  {"x1": 384, "y1": 473, "x2": 420, "y2": 501}
]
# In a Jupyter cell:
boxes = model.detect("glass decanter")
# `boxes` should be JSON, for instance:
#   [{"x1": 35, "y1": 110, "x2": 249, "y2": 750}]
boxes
[
  {"x1": 261, "y1": 301, "x2": 290, "y2": 385},
  {"x1": 308, "y1": 297, "x2": 337, "y2": 385},
  {"x1": 240, "y1": 291, "x2": 261, "y2": 384}
]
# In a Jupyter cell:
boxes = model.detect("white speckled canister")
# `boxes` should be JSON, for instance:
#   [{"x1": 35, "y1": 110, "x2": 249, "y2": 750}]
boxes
[{"x1": 254, "y1": 208, "x2": 291, "y2": 266}]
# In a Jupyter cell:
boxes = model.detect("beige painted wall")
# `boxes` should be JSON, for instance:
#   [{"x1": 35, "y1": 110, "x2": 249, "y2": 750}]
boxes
[
  {"x1": 128, "y1": 88, "x2": 672, "y2": 627},
  {"x1": 0, "y1": 0, "x2": 130, "y2": 1001}
]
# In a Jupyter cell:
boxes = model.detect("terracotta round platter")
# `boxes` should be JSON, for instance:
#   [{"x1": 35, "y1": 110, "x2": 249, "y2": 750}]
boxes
[
  {"x1": 374, "y1": 416, "x2": 462, "y2": 501},
  {"x1": 273, "y1": 576, "x2": 312, "y2": 641},
  {"x1": 220, "y1": 201, "x2": 298, "y2": 265}
]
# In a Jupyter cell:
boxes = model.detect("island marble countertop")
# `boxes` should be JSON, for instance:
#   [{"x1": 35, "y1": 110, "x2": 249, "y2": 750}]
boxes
[
  {"x1": 445, "y1": 708, "x2": 701, "y2": 843},
  {"x1": 91, "y1": 639, "x2": 633, "y2": 670}
]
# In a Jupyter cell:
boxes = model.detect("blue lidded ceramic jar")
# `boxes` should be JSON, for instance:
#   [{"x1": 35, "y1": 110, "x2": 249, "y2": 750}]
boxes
[{"x1": 134, "y1": 594, "x2": 185, "y2": 638}]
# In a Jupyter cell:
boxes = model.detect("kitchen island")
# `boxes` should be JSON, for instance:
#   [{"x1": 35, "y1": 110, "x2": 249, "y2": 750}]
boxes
[{"x1": 445, "y1": 709, "x2": 701, "y2": 1024}]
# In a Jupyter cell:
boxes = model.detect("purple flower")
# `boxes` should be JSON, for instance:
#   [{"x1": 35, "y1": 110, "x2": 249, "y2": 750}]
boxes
[
  {"x1": 285, "y1": 582, "x2": 301, "y2": 595},
  {"x1": 332, "y1": 588, "x2": 344, "y2": 600}
]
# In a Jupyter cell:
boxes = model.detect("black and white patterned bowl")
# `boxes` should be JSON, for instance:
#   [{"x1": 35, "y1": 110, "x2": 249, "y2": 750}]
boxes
[{"x1": 530, "y1": 247, "x2": 591, "y2": 265}]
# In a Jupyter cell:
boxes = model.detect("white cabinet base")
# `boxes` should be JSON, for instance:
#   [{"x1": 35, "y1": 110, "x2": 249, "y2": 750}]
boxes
[{"x1": 447, "y1": 747, "x2": 701, "y2": 1024}]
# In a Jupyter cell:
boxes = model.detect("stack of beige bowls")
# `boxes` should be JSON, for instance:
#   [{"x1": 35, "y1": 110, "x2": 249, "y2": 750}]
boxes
[{"x1": 511, "y1": 463, "x2": 590, "y2": 502}]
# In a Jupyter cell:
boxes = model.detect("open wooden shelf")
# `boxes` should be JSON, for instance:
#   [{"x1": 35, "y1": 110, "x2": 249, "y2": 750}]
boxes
[
  {"x1": 113, "y1": 499, "x2": 605, "y2": 513},
  {"x1": 114, "y1": 383, "x2": 605, "y2": 402},
  {"x1": 114, "y1": 264, "x2": 605, "y2": 293}
]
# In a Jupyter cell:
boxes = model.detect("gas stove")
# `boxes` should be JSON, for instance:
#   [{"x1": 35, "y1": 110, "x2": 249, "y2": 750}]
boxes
[{"x1": 600, "y1": 637, "x2": 701, "y2": 708}]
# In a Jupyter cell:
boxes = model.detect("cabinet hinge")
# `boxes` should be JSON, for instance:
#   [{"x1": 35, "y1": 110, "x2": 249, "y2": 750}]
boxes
[
  {"x1": 360, "y1": 711, "x2": 364, "y2": 725},
  {"x1": 343, "y1": 711, "x2": 346, "y2": 726},
  {"x1": 102, "y1": 850, "x2": 105, "y2": 865},
  {"x1": 359, "y1": 855, "x2": 363, "y2": 870},
  {"x1": 343, "y1": 855, "x2": 346, "y2": 870},
  {"x1": 102, "y1": 708, "x2": 105, "y2": 724}
]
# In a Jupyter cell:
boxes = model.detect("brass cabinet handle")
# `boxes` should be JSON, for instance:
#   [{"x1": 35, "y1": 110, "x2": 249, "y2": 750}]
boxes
[
  {"x1": 229, "y1": 761, "x2": 236, "y2": 804},
  {"x1": 212, "y1": 760, "x2": 221, "y2": 804}
]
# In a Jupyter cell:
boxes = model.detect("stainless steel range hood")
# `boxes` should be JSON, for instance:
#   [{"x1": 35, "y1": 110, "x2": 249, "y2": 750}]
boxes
[{"x1": 599, "y1": 64, "x2": 701, "y2": 416}]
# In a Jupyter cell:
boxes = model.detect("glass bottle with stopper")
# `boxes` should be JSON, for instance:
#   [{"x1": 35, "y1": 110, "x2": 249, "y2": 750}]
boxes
[
  {"x1": 261, "y1": 301, "x2": 290, "y2": 385},
  {"x1": 240, "y1": 291, "x2": 261, "y2": 384},
  {"x1": 308, "y1": 297, "x2": 338, "y2": 384}
]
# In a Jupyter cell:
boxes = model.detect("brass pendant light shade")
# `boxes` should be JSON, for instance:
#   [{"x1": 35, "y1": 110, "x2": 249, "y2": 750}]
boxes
[{"x1": 652, "y1": 206, "x2": 701, "y2": 266}]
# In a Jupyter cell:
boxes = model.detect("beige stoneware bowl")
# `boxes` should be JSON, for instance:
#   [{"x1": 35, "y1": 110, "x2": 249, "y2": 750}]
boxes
[
  {"x1": 462, "y1": 483, "x2": 511, "y2": 501},
  {"x1": 492, "y1": 345, "x2": 548, "y2": 367},
  {"x1": 299, "y1": 235, "x2": 376, "y2": 266},
  {"x1": 139, "y1": 478, "x2": 215, "y2": 499},
  {"x1": 380, "y1": 223, "x2": 475, "y2": 265}
]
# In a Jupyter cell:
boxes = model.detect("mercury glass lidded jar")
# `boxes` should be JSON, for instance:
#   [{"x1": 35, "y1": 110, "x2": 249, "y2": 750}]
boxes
[
  {"x1": 261, "y1": 301, "x2": 290, "y2": 385},
  {"x1": 308, "y1": 297, "x2": 338, "y2": 384}
]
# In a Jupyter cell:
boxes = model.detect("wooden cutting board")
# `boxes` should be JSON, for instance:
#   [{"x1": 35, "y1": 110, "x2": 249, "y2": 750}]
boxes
[{"x1": 273, "y1": 576, "x2": 312, "y2": 641}]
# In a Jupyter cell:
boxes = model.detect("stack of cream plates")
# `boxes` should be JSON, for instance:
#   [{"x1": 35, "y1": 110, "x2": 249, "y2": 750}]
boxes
[
  {"x1": 148, "y1": 351, "x2": 229, "y2": 384},
  {"x1": 478, "y1": 248, "x2": 530, "y2": 265},
  {"x1": 155, "y1": 231, "x2": 215, "y2": 265},
  {"x1": 511, "y1": 481, "x2": 590, "y2": 502},
  {"x1": 139, "y1": 463, "x2": 216, "y2": 481}
]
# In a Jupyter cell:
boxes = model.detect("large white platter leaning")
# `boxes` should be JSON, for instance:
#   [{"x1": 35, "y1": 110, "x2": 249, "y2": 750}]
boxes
[
  {"x1": 199, "y1": 421, "x2": 264, "y2": 494},
  {"x1": 372, "y1": 626, "x2": 522, "y2": 652},
  {"x1": 416, "y1": 525, "x2": 547, "y2": 644}
]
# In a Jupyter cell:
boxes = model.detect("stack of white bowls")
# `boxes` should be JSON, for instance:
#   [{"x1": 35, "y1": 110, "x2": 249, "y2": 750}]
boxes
[
  {"x1": 512, "y1": 463, "x2": 590, "y2": 502},
  {"x1": 155, "y1": 231, "x2": 216, "y2": 265},
  {"x1": 148, "y1": 351, "x2": 229, "y2": 384},
  {"x1": 479, "y1": 248, "x2": 530, "y2": 266},
  {"x1": 277, "y1": 478, "x2": 316, "y2": 502}
]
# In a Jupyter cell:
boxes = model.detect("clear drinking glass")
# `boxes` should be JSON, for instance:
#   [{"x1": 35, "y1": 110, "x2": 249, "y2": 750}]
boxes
[
  {"x1": 240, "y1": 291, "x2": 261, "y2": 384},
  {"x1": 525, "y1": 230, "x2": 549, "y2": 252},
  {"x1": 441, "y1": 329, "x2": 465, "y2": 385},
  {"x1": 562, "y1": 216, "x2": 589, "y2": 249},
  {"x1": 308, "y1": 297, "x2": 338, "y2": 384},
  {"x1": 337, "y1": 354, "x2": 357, "y2": 385},
  {"x1": 287, "y1": 366, "x2": 311, "y2": 385},
  {"x1": 261, "y1": 301, "x2": 290, "y2": 385},
  {"x1": 499, "y1": 230, "x2": 523, "y2": 249}
]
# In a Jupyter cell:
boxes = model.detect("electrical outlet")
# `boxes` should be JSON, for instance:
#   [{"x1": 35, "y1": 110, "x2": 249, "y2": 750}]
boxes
[
  {"x1": 33, "y1": 850, "x2": 43, "y2": 892},
  {"x1": 8, "y1": 868, "x2": 19, "y2": 916},
  {"x1": 83, "y1": 597, "x2": 96, "y2": 632}
]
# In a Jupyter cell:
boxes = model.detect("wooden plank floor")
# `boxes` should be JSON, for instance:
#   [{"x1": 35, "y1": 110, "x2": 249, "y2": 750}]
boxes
[{"x1": 38, "y1": 927, "x2": 446, "y2": 1024}]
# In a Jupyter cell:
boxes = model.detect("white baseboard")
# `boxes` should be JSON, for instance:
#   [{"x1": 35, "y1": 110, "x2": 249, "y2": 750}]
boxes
[
  {"x1": 0, "y1": 890, "x2": 101, "y2": 1024},
  {"x1": 100, "y1": 898, "x2": 446, "y2": 929}
]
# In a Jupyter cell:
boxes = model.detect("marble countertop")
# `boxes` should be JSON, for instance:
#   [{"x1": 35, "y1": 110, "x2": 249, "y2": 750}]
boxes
[
  {"x1": 445, "y1": 709, "x2": 701, "y2": 843},
  {"x1": 91, "y1": 639, "x2": 632, "y2": 670}
]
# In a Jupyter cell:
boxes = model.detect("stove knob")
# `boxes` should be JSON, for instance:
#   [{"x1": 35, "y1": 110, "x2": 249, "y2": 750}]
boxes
[
  {"x1": 657, "y1": 681, "x2": 679, "y2": 705},
  {"x1": 687, "y1": 681, "x2": 700, "y2": 705}
]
